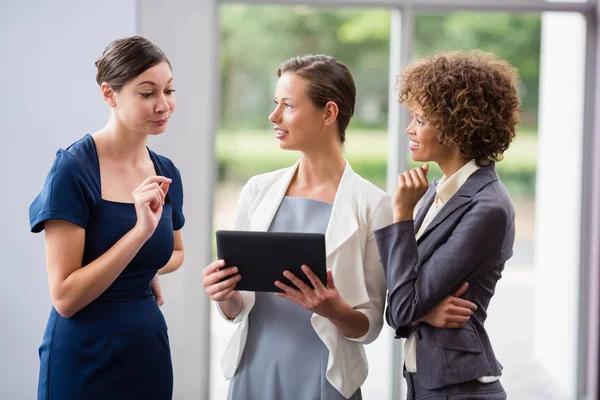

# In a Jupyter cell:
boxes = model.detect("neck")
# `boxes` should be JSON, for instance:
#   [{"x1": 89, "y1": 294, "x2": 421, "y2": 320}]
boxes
[
  {"x1": 296, "y1": 141, "x2": 346, "y2": 188},
  {"x1": 94, "y1": 116, "x2": 148, "y2": 165},
  {"x1": 437, "y1": 154, "x2": 470, "y2": 180}
]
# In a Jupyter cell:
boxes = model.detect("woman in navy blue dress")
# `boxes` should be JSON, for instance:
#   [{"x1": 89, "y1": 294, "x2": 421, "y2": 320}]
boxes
[{"x1": 29, "y1": 36, "x2": 185, "y2": 400}]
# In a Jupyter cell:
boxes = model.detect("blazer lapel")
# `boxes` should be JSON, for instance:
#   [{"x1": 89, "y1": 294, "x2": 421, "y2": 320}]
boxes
[
  {"x1": 325, "y1": 162, "x2": 359, "y2": 258},
  {"x1": 417, "y1": 164, "x2": 499, "y2": 241},
  {"x1": 248, "y1": 161, "x2": 299, "y2": 232},
  {"x1": 246, "y1": 160, "x2": 359, "y2": 258},
  {"x1": 414, "y1": 180, "x2": 437, "y2": 232}
]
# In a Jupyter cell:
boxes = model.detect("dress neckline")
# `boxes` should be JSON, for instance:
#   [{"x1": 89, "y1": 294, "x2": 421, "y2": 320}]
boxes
[{"x1": 85, "y1": 134, "x2": 163, "y2": 205}]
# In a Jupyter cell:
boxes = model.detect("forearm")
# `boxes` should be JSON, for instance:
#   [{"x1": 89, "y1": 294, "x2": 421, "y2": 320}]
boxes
[
  {"x1": 53, "y1": 226, "x2": 148, "y2": 317},
  {"x1": 328, "y1": 304, "x2": 370, "y2": 339},
  {"x1": 218, "y1": 292, "x2": 243, "y2": 320},
  {"x1": 157, "y1": 249, "x2": 184, "y2": 275}
]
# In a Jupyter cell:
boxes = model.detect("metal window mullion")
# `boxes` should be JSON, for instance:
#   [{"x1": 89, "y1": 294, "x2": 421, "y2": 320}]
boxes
[
  {"x1": 580, "y1": 8, "x2": 600, "y2": 400},
  {"x1": 387, "y1": 6, "x2": 414, "y2": 400}
]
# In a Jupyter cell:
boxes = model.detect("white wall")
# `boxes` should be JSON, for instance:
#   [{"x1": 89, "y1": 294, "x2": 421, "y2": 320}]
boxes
[
  {"x1": 0, "y1": 1, "x2": 216, "y2": 398},
  {"x1": 533, "y1": 12, "x2": 586, "y2": 399}
]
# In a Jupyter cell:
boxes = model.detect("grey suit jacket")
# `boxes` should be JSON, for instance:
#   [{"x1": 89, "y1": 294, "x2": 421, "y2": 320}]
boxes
[{"x1": 374, "y1": 163, "x2": 515, "y2": 390}]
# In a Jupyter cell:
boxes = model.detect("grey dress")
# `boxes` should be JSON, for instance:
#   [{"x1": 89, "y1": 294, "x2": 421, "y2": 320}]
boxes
[{"x1": 228, "y1": 197, "x2": 362, "y2": 400}]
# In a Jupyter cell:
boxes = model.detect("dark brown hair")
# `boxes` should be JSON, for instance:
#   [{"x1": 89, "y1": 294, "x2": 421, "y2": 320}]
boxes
[
  {"x1": 95, "y1": 36, "x2": 171, "y2": 92},
  {"x1": 277, "y1": 55, "x2": 356, "y2": 144},
  {"x1": 398, "y1": 50, "x2": 521, "y2": 165}
]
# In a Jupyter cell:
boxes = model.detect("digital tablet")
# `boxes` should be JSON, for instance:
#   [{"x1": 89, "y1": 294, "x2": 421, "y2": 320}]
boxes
[{"x1": 215, "y1": 230, "x2": 327, "y2": 293}]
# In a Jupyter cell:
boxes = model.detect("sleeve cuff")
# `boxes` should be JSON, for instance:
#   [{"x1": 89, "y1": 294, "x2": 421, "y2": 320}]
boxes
[
  {"x1": 374, "y1": 220, "x2": 415, "y2": 240},
  {"x1": 215, "y1": 293, "x2": 245, "y2": 324},
  {"x1": 341, "y1": 308, "x2": 377, "y2": 343}
]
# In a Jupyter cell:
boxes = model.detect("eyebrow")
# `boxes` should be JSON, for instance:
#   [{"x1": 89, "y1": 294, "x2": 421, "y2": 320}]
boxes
[
  {"x1": 274, "y1": 97, "x2": 292, "y2": 101},
  {"x1": 137, "y1": 78, "x2": 173, "y2": 87}
]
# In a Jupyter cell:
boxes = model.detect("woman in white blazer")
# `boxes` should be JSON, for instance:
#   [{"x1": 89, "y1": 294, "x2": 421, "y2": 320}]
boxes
[{"x1": 202, "y1": 55, "x2": 392, "y2": 399}]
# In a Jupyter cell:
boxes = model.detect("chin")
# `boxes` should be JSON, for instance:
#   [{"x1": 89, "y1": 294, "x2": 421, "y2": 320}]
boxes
[
  {"x1": 278, "y1": 141, "x2": 297, "y2": 151},
  {"x1": 148, "y1": 126, "x2": 168, "y2": 136}
]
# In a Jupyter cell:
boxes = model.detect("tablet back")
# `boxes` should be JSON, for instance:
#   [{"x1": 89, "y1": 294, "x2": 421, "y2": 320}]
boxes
[{"x1": 216, "y1": 230, "x2": 327, "y2": 292}]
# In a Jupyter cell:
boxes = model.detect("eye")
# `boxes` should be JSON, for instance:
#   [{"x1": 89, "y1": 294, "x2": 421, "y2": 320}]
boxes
[
  {"x1": 165, "y1": 89, "x2": 176, "y2": 95},
  {"x1": 284, "y1": 103, "x2": 292, "y2": 109},
  {"x1": 141, "y1": 92, "x2": 153, "y2": 98}
]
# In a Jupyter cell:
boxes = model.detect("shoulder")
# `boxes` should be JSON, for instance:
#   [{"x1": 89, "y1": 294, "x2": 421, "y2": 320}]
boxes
[
  {"x1": 471, "y1": 179, "x2": 515, "y2": 227},
  {"x1": 346, "y1": 167, "x2": 393, "y2": 231},
  {"x1": 48, "y1": 136, "x2": 98, "y2": 186},
  {"x1": 54, "y1": 135, "x2": 97, "y2": 173},
  {"x1": 240, "y1": 165, "x2": 294, "y2": 200},
  {"x1": 247, "y1": 166, "x2": 292, "y2": 189},
  {"x1": 351, "y1": 170, "x2": 390, "y2": 205}
]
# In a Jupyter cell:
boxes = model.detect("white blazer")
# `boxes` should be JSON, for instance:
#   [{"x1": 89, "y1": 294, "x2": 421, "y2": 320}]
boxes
[{"x1": 218, "y1": 160, "x2": 393, "y2": 399}]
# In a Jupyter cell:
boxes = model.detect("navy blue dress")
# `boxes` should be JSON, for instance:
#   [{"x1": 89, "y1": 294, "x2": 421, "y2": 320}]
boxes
[{"x1": 29, "y1": 134, "x2": 185, "y2": 400}]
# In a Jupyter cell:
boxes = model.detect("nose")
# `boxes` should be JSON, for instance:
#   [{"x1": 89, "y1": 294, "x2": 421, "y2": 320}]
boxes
[
  {"x1": 405, "y1": 117, "x2": 415, "y2": 135},
  {"x1": 155, "y1": 93, "x2": 170, "y2": 114},
  {"x1": 269, "y1": 105, "x2": 281, "y2": 124}
]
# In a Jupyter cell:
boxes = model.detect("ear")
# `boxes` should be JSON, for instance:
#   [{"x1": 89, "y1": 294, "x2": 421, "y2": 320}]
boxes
[
  {"x1": 323, "y1": 101, "x2": 339, "y2": 127},
  {"x1": 100, "y1": 82, "x2": 117, "y2": 108}
]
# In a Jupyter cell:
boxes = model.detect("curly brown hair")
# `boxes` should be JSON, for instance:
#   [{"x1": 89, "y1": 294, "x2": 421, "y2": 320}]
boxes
[{"x1": 398, "y1": 50, "x2": 521, "y2": 165}]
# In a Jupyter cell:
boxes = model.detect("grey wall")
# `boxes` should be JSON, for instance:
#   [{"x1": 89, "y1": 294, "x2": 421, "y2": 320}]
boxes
[
  {"x1": 0, "y1": 1, "x2": 215, "y2": 398},
  {"x1": 138, "y1": 1, "x2": 217, "y2": 398}
]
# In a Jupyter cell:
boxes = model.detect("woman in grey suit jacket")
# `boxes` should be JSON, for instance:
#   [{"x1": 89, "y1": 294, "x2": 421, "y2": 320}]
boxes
[{"x1": 375, "y1": 51, "x2": 521, "y2": 399}]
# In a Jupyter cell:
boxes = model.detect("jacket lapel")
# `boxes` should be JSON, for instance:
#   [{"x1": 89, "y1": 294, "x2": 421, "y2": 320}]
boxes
[
  {"x1": 246, "y1": 160, "x2": 359, "y2": 259},
  {"x1": 417, "y1": 164, "x2": 499, "y2": 241},
  {"x1": 325, "y1": 163, "x2": 359, "y2": 257},
  {"x1": 248, "y1": 161, "x2": 298, "y2": 232},
  {"x1": 414, "y1": 180, "x2": 437, "y2": 232}
]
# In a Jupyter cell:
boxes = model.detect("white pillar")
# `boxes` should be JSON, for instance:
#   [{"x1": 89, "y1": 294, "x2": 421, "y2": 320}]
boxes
[
  {"x1": 534, "y1": 12, "x2": 586, "y2": 398},
  {"x1": 138, "y1": 1, "x2": 218, "y2": 399}
]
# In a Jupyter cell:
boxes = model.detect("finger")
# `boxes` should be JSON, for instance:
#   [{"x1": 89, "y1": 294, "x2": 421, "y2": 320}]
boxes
[
  {"x1": 139, "y1": 186, "x2": 166, "y2": 206},
  {"x1": 137, "y1": 182, "x2": 161, "y2": 194},
  {"x1": 139, "y1": 191, "x2": 162, "y2": 210},
  {"x1": 453, "y1": 282, "x2": 469, "y2": 297},
  {"x1": 445, "y1": 314, "x2": 471, "y2": 324},
  {"x1": 448, "y1": 305, "x2": 473, "y2": 317},
  {"x1": 409, "y1": 169, "x2": 424, "y2": 188},
  {"x1": 206, "y1": 274, "x2": 241, "y2": 296},
  {"x1": 397, "y1": 173, "x2": 406, "y2": 187},
  {"x1": 282, "y1": 270, "x2": 312, "y2": 293},
  {"x1": 204, "y1": 267, "x2": 239, "y2": 286},
  {"x1": 149, "y1": 191, "x2": 163, "y2": 211},
  {"x1": 274, "y1": 280, "x2": 302, "y2": 296},
  {"x1": 203, "y1": 259, "x2": 226, "y2": 277},
  {"x1": 326, "y1": 270, "x2": 335, "y2": 289},
  {"x1": 139, "y1": 175, "x2": 172, "y2": 188},
  {"x1": 422, "y1": 163, "x2": 429, "y2": 174},
  {"x1": 156, "y1": 296, "x2": 164, "y2": 307},
  {"x1": 301, "y1": 265, "x2": 325, "y2": 290},
  {"x1": 402, "y1": 172, "x2": 413, "y2": 187},
  {"x1": 212, "y1": 287, "x2": 237, "y2": 302},
  {"x1": 160, "y1": 182, "x2": 170, "y2": 196},
  {"x1": 451, "y1": 297, "x2": 478, "y2": 311},
  {"x1": 412, "y1": 166, "x2": 429, "y2": 187},
  {"x1": 156, "y1": 186, "x2": 166, "y2": 206}
]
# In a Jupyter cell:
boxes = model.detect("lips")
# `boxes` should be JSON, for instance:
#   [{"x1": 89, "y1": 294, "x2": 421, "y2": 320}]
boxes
[
  {"x1": 409, "y1": 139, "x2": 421, "y2": 151},
  {"x1": 152, "y1": 118, "x2": 168, "y2": 127},
  {"x1": 274, "y1": 127, "x2": 288, "y2": 139}
]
